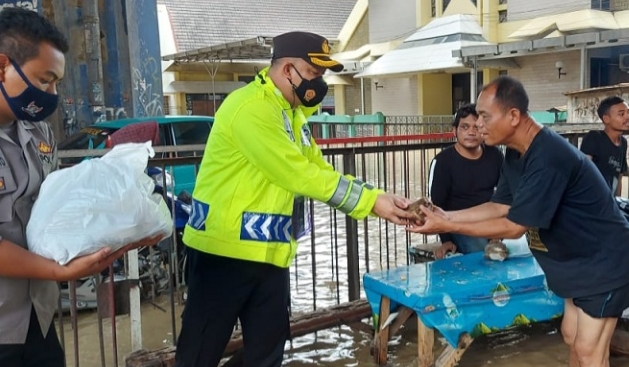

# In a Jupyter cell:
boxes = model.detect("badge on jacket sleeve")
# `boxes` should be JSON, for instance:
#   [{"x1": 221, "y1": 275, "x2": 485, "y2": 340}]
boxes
[
  {"x1": 300, "y1": 125, "x2": 312, "y2": 147},
  {"x1": 0, "y1": 177, "x2": 5, "y2": 191}
]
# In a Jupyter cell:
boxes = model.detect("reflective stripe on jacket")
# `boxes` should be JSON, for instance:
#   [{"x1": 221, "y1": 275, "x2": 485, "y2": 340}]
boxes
[{"x1": 182, "y1": 67, "x2": 382, "y2": 267}]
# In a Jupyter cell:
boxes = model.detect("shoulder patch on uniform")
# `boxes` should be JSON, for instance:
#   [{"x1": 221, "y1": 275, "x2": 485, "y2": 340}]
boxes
[
  {"x1": 38, "y1": 142, "x2": 52, "y2": 154},
  {"x1": 0, "y1": 177, "x2": 5, "y2": 191}
]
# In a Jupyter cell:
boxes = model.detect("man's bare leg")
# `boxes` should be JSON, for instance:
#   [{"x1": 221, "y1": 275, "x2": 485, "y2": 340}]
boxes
[
  {"x1": 562, "y1": 299, "x2": 580, "y2": 367},
  {"x1": 573, "y1": 304, "x2": 618, "y2": 367}
]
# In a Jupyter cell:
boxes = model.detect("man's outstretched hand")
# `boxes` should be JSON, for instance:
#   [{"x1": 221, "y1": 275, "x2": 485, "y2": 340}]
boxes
[
  {"x1": 406, "y1": 205, "x2": 454, "y2": 234},
  {"x1": 372, "y1": 193, "x2": 416, "y2": 225},
  {"x1": 53, "y1": 235, "x2": 163, "y2": 282}
]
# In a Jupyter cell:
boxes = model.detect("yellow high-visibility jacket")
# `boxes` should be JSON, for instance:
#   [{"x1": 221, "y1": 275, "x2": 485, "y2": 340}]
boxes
[{"x1": 183, "y1": 67, "x2": 382, "y2": 268}]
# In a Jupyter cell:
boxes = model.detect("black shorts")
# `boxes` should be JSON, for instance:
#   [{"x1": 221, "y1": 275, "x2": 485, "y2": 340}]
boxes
[{"x1": 573, "y1": 282, "x2": 629, "y2": 318}]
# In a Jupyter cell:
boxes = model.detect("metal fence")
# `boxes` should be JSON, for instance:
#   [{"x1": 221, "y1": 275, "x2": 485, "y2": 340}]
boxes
[
  {"x1": 55, "y1": 130, "x2": 593, "y2": 366},
  {"x1": 309, "y1": 115, "x2": 453, "y2": 139}
]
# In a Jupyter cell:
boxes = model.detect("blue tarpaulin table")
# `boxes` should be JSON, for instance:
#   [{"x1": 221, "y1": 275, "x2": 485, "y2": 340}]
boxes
[{"x1": 363, "y1": 252, "x2": 564, "y2": 366}]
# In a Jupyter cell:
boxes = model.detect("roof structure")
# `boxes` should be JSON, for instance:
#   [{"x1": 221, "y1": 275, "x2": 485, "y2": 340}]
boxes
[
  {"x1": 157, "y1": 0, "x2": 357, "y2": 53},
  {"x1": 356, "y1": 14, "x2": 491, "y2": 78}
]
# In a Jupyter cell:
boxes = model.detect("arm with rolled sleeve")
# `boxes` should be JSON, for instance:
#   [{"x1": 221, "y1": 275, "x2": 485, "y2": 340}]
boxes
[{"x1": 231, "y1": 100, "x2": 381, "y2": 220}]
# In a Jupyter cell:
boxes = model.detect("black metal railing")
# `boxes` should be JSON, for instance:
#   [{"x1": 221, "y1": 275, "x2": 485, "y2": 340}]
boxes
[{"x1": 54, "y1": 128, "x2": 597, "y2": 366}]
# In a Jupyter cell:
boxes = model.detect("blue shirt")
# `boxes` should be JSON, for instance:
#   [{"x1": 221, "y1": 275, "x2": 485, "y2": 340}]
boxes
[{"x1": 492, "y1": 127, "x2": 629, "y2": 298}]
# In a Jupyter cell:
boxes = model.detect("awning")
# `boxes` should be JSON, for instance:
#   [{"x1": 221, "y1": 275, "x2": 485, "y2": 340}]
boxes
[
  {"x1": 456, "y1": 28, "x2": 629, "y2": 60},
  {"x1": 456, "y1": 10, "x2": 629, "y2": 61},
  {"x1": 355, "y1": 40, "x2": 491, "y2": 78},
  {"x1": 163, "y1": 80, "x2": 247, "y2": 94},
  {"x1": 355, "y1": 14, "x2": 490, "y2": 78},
  {"x1": 508, "y1": 9, "x2": 618, "y2": 40},
  {"x1": 162, "y1": 36, "x2": 274, "y2": 62},
  {"x1": 323, "y1": 75, "x2": 354, "y2": 85}
]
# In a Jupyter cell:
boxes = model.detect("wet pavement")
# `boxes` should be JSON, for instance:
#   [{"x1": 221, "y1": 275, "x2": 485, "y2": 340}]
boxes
[
  {"x1": 58, "y1": 299, "x2": 629, "y2": 366},
  {"x1": 55, "y1": 161, "x2": 629, "y2": 366}
]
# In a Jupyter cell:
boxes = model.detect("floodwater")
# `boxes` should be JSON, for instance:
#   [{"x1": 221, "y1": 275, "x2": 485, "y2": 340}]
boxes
[
  {"x1": 56, "y1": 298, "x2": 629, "y2": 367},
  {"x1": 56, "y1": 152, "x2": 629, "y2": 367}
]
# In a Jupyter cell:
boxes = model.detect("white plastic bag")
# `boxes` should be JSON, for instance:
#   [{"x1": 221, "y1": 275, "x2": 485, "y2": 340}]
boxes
[{"x1": 26, "y1": 142, "x2": 173, "y2": 265}]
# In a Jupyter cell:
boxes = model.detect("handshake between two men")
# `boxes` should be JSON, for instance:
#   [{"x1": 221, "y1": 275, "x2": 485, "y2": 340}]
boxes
[{"x1": 371, "y1": 194, "x2": 444, "y2": 233}]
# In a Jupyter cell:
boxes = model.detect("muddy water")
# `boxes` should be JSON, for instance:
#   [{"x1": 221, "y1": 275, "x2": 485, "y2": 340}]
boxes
[{"x1": 57, "y1": 155, "x2": 629, "y2": 367}]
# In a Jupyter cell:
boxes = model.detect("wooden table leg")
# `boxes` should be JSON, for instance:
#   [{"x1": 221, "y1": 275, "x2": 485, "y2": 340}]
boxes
[
  {"x1": 434, "y1": 333, "x2": 474, "y2": 367},
  {"x1": 372, "y1": 296, "x2": 391, "y2": 365},
  {"x1": 389, "y1": 306, "x2": 415, "y2": 337},
  {"x1": 417, "y1": 315, "x2": 434, "y2": 367}
]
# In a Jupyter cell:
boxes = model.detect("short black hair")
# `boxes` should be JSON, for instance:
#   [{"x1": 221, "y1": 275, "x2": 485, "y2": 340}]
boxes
[
  {"x1": 597, "y1": 96, "x2": 625, "y2": 120},
  {"x1": 0, "y1": 7, "x2": 69, "y2": 66},
  {"x1": 481, "y1": 76, "x2": 529, "y2": 116},
  {"x1": 452, "y1": 103, "x2": 478, "y2": 128}
]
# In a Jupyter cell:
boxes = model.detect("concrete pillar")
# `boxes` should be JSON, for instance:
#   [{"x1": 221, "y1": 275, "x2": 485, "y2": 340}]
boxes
[
  {"x1": 100, "y1": 0, "x2": 133, "y2": 121},
  {"x1": 1, "y1": 0, "x2": 163, "y2": 137},
  {"x1": 483, "y1": 68, "x2": 500, "y2": 85},
  {"x1": 481, "y1": 0, "x2": 498, "y2": 43},
  {"x1": 334, "y1": 84, "x2": 346, "y2": 115},
  {"x1": 125, "y1": 0, "x2": 164, "y2": 118},
  {"x1": 415, "y1": 0, "x2": 433, "y2": 29},
  {"x1": 83, "y1": 0, "x2": 105, "y2": 122},
  {"x1": 52, "y1": 0, "x2": 93, "y2": 138}
]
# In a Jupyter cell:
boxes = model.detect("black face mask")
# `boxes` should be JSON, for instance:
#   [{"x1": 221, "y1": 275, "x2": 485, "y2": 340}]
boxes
[{"x1": 288, "y1": 65, "x2": 328, "y2": 107}]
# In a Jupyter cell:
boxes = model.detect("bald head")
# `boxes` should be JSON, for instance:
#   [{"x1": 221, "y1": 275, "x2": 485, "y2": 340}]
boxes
[
  {"x1": 479, "y1": 76, "x2": 529, "y2": 115},
  {"x1": 476, "y1": 76, "x2": 533, "y2": 147}
]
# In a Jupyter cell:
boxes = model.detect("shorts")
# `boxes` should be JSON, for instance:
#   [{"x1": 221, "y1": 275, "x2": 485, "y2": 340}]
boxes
[{"x1": 573, "y1": 282, "x2": 629, "y2": 318}]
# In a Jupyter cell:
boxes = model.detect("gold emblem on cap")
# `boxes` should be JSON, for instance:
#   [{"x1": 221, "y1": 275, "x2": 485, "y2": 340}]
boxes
[
  {"x1": 304, "y1": 89, "x2": 316, "y2": 102},
  {"x1": 321, "y1": 40, "x2": 330, "y2": 55}
]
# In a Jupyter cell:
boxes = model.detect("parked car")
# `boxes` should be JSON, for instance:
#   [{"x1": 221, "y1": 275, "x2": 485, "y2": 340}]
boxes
[{"x1": 58, "y1": 115, "x2": 214, "y2": 194}]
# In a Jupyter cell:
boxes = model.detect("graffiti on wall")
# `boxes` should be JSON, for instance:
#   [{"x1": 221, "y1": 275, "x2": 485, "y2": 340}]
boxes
[
  {"x1": 106, "y1": 107, "x2": 128, "y2": 120},
  {"x1": 0, "y1": 0, "x2": 38, "y2": 10},
  {"x1": 568, "y1": 90, "x2": 629, "y2": 123},
  {"x1": 132, "y1": 57, "x2": 163, "y2": 117},
  {"x1": 92, "y1": 106, "x2": 128, "y2": 124},
  {"x1": 62, "y1": 98, "x2": 78, "y2": 138}
]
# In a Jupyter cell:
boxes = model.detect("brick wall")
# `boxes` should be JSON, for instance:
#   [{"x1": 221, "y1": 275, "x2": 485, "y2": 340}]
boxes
[
  {"x1": 504, "y1": 51, "x2": 581, "y2": 111},
  {"x1": 371, "y1": 77, "x2": 419, "y2": 115},
  {"x1": 345, "y1": 81, "x2": 373, "y2": 114},
  {"x1": 613, "y1": 0, "x2": 629, "y2": 10},
  {"x1": 507, "y1": 0, "x2": 589, "y2": 21}
]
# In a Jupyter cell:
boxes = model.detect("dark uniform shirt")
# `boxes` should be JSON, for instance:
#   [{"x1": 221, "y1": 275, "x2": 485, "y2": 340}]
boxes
[
  {"x1": 580, "y1": 130, "x2": 628, "y2": 194},
  {"x1": 0, "y1": 120, "x2": 58, "y2": 343},
  {"x1": 428, "y1": 145, "x2": 503, "y2": 244},
  {"x1": 492, "y1": 127, "x2": 629, "y2": 298}
]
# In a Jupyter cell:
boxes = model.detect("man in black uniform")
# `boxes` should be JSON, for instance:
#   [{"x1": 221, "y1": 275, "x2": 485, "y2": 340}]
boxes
[
  {"x1": 428, "y1": 103, "x2": 503, "y2": 258},
  {"x1": 409, "y1": 76, "x2": 629, "y2": 367},
  {"x1": 580, "y1": 96, "x2": 629, "y2": 196}
]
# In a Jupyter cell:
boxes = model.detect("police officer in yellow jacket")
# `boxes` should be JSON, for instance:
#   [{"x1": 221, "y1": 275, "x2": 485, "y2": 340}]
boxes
[
  {"x1": 175, "y1": 31, "x2": 415, "y2": 367},
  {"x1": 0, "y1": 9, "x2": 161, "y2": 367}
]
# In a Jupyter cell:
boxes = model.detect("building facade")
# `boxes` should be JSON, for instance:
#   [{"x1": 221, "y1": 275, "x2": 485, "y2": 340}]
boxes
[{"x1": 335, "y1": 0, "x2": 629, "y2": 121}]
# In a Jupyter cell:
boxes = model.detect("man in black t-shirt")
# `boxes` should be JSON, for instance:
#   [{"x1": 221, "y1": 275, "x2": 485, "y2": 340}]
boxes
[
  {"x1": 408, "y1": 76, "x2": 629, "y2": 367},
  {"x1": 428, "y1": 103, "x2": 503, "y2": 259},
  {"x1": 580, "y1": 96, "x2": 629, "y2": 196}
]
